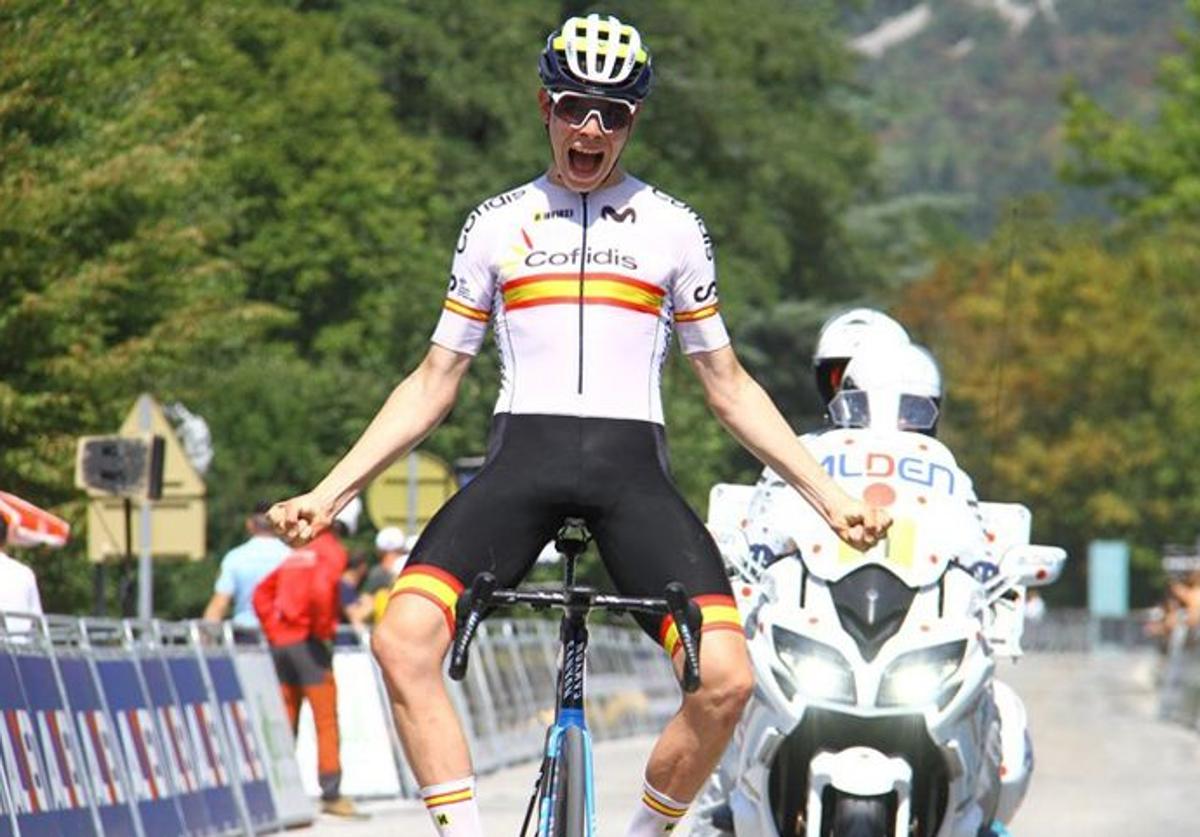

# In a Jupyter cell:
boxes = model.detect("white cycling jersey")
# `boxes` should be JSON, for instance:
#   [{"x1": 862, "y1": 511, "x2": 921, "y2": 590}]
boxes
[{"x1": 431, "y1": 173, "x2": 730, "y2": 423}]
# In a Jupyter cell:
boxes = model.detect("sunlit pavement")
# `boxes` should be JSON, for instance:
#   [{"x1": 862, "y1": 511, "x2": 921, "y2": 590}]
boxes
[{"x1": 307, "y1": 651, "x2": 1200, "y2": 836}]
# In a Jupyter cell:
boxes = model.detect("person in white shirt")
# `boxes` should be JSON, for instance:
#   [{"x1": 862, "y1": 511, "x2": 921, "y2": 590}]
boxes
[{"x1": 0, "y1": 514, "x2": 44, "y2": 622}]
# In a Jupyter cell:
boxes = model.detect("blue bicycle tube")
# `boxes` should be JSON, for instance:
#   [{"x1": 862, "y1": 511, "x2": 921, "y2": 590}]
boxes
[{"x1": 538, "y1": 711, "x2": 594, "y2": 837}]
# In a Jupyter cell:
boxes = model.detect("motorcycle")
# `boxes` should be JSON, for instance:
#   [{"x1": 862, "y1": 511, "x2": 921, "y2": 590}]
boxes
[{"x1": 697, "y1": 426, "x2": 1065, "y2": 837}]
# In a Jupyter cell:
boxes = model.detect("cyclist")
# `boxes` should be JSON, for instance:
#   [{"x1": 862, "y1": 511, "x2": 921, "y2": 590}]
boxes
[{"x1": 269, "y1": 14, "x2": 889, "y2": 836}]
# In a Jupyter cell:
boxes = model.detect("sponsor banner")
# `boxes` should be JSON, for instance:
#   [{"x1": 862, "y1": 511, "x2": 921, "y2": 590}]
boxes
[
  {"x1": 12, "y1": 652, "x2": 97, "y2": 837},
  {"x1": 94, "y1": 657, "x2": 187, "y2": 836},
  {"x1": 54, "y1": 655, "x2": 139, "y2": 837},
  {"x1": 296, "y1": 650, "x2": 403, "y2": 798},
  {"x1": 163, "y1": 656, "x2": 239, "y2": 835},
  {"x1": 201, "y1": 653, "x2": 277, "y2": 829},
  {"x1": 0, "y1": 739, "x2": 16, "y2": 837},
  {"x1": 0, "y1": 649, "x2": 60, "y2": 837},
  {"x1": 137, "y1": 655, "x2": 214, "y2": 836},
  {"x1": 231, "y1": 647, "x2": 314, "y2": 826}
]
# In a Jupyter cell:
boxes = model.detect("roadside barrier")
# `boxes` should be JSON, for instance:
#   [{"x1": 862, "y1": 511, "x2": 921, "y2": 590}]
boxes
[{"x1": 1, "y1": 612, "x2": 677, "y2": 835}]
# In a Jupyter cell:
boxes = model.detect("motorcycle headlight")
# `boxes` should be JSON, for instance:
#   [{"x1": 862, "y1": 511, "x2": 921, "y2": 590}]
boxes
[
  {"x1": 771, "y1": 626, "x2": 856, "y2": 704},
  {"x1": 877, "y1": 640, "x2": 966, "y2": 708}
]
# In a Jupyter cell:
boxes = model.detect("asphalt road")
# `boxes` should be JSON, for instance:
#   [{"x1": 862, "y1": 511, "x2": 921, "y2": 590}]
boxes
[{"x1": 306, "y1": 650, "x2": 1200, "y2": 836}]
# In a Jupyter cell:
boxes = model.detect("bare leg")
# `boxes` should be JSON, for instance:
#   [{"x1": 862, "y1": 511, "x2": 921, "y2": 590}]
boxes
[
  {"x1": 370, "y1": 594, "x2": 472, "y2": 782},
  {"x1": 644, "y1": 630, "x2": 754, "y2": 799}
]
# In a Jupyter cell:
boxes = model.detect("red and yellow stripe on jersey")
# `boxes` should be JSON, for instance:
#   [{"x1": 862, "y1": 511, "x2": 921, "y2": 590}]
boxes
[
  {"x1": 659, "y1": 594, "x2": 742, "y2": 657},
  {"x1": 389, "y1": 566, "x2": 464, "y2": 635},
  {"x1": 502, "y1": 273, "x2": 665, "y2": 316},
  {"x1": 423, "y1": 787, "x2": 474, "y2": 808},
  {"x1": 674, "y1": 303, "x2": 720, "y2": 323},
  {"x1": 443, "y1": 298, "x2": 490, "y2": 322}
]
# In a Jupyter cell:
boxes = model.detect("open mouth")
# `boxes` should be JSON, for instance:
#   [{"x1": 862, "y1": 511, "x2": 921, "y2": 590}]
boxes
[{"x1": 567, "y1": 147, "x2": 605, "y2": 179}]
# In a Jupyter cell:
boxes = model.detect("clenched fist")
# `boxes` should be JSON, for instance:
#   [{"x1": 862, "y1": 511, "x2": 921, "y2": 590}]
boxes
[
  {"x1": 829, "y1": 499, "x2": 892, "y2": 551},
  {"x1": 267, "y1": 493, "x2": 334, "y2": 546}
]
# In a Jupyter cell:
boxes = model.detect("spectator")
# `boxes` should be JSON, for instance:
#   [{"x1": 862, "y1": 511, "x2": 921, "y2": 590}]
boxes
[
  {"x1": 253, "y1": 497, "x2": 363, "y2": 818},
  {"x1": 203, "y1": 501, "x2": 290, "y2": 632},
  {"x1": 364, "y1": 526, "x2": 409, "y2": 624},
  {"x1": 0, "y1": 515, "x2": 43, "y2": 630},
  {"x1": 339, "y1": 552, "x2": 373, "y2": 629}
]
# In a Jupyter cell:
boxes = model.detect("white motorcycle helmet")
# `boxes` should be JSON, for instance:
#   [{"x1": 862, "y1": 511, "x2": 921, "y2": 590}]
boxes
[
  {"x1": 812, "y1": 308, "x2": 911, "y2": 406},
  {"x1": 829, "y1": 342, "x2": 943, "y2": 436}
]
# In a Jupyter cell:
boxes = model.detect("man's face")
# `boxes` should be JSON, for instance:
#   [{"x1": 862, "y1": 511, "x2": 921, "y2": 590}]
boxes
[{"x1": 540, "y1": 88, "x2": 638, "y2": 192}]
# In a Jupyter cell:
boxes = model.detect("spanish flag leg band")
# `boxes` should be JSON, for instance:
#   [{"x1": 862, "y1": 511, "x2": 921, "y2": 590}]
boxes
[
  {"x1": 659, "y1": 594, "x2": 741, "y2": 657},
  {"x1": 424, "y1": 788, "x2": 474, "y2": 808},
  {"x1": 642, "y1": 792, "x2": 688, "y2": 818},
  {"x1": 389, "y1": 566, "x2": 465, "y2": 636}
]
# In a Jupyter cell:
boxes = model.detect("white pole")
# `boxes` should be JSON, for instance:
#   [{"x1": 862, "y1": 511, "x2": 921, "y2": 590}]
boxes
[{"x1": 137, "y1": 394, "x2": 154, "y2": 620}]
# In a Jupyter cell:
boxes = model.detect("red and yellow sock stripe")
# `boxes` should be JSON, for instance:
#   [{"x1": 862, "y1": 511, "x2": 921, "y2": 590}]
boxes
[
  {"x1": 658, "y1": 594, "x2": 742, "y2": 658},
  {"x1": 423, "y1": 786, "x2": 474, "y2": 808},
  {"x1": 444, "y1": 298, "x2": 490, "y2": 322},
  {"x1": 674, "y1": 303, "x2": 720, "y2": 323},
  {"x1": 390, "y1": 566, "x2": 464, "y2": 635},
  {"x1": 501, "y1": 273, "x2": 665, "y2": 316},
  {"x1": 642, "y1": 791, "x2": 688, "y2": 819}
]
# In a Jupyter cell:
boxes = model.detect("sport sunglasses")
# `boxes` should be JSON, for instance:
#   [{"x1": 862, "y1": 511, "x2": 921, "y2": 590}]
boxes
[{"x1": 549, "y1": 90, "x2": 637, "y2": 133}]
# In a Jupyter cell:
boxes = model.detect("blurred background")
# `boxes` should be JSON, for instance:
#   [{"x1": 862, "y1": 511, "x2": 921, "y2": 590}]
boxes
[{"x1": 3, "y1": 0, "x2": 1198, "y2": 618}]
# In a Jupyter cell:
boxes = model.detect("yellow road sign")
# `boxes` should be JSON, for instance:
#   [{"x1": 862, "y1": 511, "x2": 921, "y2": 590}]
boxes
[
  {"x1": 86, "y1": 394, "x2": 207, "y2": 562},
  {"x1": 365, "y1": 451, "x2": 458, "y2": 532}
]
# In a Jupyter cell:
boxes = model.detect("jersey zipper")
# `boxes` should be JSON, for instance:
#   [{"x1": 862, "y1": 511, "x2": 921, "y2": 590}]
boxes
[{"x1": 577, "y1": 192, "x2": 589, "y2": 394}]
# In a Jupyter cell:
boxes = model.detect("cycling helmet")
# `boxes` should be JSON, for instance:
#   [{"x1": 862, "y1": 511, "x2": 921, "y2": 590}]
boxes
[
  {"x1": 539, "y1": 14, "x2": 653, "y2": 103},
  {"x1": 812, "y1": 308, "x2": 910, "y2": 406},
  {"x1": 830, "y1": 342, "x2": 943, "y2": 436}
]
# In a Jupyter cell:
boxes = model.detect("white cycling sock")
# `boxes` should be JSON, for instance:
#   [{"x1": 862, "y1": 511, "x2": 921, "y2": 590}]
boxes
[
  {"x1": 421, "y1": 776, "x2": 483, "y2": 837},
  {"x1": 625, "y1": 779, "x2": 690, "y2": 836}
]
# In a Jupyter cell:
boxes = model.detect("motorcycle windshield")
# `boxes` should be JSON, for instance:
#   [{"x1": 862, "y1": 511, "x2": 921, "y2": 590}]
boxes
[{"x1": 763, "y1": 429, "x2": 987, "y2": 588}]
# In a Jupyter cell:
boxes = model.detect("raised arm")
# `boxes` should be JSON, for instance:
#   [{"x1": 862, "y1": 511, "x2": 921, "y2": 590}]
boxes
[
  {"x1": 270, "y1": 345, "x2": 473, "y2": 543},
  {"x1": 687, "y1": 345, "x2": 890, "y2": 550}
]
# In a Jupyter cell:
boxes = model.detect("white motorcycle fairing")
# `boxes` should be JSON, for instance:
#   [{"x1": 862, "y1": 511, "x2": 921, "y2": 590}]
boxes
[{"x1": 698, "y1": 428, "x2": 1026, "y2": 837}]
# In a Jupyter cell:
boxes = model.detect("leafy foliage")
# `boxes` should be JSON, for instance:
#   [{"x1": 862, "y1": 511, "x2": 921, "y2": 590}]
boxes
[
  {"x1": 1063, "y1": 0, "x2": 1200, "y2": 222},
  {"x1": 896, "y1": 206, "x2": 1200, "y2": 603}
]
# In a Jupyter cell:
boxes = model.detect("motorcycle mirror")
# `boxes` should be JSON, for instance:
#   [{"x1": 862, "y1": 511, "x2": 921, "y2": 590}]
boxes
[{"x1": 999, "y1": 544, "x2": 1067, "y2": 589}]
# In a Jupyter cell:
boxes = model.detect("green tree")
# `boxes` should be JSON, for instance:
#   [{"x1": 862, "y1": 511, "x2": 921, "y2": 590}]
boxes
[
  {"x1": 1, "y1": 1, "x2": 438, "y2": 611},
  {"x1": 895, "y1": 208, "x2": 1200, "y2": 604},
  {"x1": 1063, "y1": 0, "x2": 1200, "y2": 222}
]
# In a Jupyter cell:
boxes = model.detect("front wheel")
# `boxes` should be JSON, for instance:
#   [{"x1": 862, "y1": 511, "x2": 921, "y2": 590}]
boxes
[
  {"x1": 544, "y1": 726, "x2": 587, "y2": 837},
  {"x1": 830, "y1": 794, "x2": 890, "y2": 837}
]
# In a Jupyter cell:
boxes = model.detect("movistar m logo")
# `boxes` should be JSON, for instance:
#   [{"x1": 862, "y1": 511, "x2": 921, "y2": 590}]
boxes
[{"x1": 601, "y1": 205, "x2": 637, "y2": 224}]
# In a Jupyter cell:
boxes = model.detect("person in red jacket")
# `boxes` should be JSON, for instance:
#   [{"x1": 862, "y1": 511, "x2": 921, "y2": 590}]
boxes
[{"x1": 254, "y1": 497, "x2": 362, "y2": 818}]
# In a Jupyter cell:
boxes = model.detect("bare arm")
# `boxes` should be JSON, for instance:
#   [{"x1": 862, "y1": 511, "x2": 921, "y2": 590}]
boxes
[
  {"x1": 687, "y1": 345, "x2": 889, "y2": 549},
  {"x1": 270, "y1": 344, "x2": 473, "y2": 543},
  {"x1": 202, "y1": 592, "x2": 232, "y2": 623}
]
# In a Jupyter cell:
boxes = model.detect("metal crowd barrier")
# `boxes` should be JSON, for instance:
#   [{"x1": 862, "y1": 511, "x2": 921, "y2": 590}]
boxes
[{"x1": 0, "y1": 612, "x2": 678, "y2": 835}]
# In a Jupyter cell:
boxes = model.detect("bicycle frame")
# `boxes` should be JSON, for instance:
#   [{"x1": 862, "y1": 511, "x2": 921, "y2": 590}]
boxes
[
  {"x1": 536, "y1": 571, "x2": 599, "y2": 836},
  {"x1": 448, "y1": 518, "x2": 702, "y2": 837}
]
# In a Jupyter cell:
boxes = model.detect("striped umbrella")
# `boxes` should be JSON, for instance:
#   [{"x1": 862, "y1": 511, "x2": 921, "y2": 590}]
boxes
[{"x1": 0, "y1": 490, "x2": 71, "y2": 549}]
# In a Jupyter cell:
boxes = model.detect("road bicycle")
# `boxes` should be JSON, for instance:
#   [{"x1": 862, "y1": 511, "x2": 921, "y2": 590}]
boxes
[{"x1": 449, "y1": 517, "x2": 703, "y2": 837}]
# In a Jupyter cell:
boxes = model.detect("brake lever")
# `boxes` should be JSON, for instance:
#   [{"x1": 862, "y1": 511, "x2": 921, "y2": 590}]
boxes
[
  {"x1": 448, "y1": 573, "x2": 497, "y2": 681},
  {"x1": 665, "y1": 582, "x2": 702, "y2": 693}
]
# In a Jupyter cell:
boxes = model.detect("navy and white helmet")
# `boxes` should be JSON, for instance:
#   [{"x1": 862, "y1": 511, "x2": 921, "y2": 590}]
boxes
[{"x1": 539, "y1": 14, "x2": 654, "y2": 103}]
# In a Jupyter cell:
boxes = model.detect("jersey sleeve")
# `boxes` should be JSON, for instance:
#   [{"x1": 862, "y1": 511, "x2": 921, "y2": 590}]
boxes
[
  {"x1": 670, "y1": 210, "x2": 731, "y2": 354},
  {"x1": 430, "y1": 206, "x2": 498, "y2": 355}
]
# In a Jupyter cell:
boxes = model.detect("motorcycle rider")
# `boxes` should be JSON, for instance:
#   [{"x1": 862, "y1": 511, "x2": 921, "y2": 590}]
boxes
[{"x1": 702, "y1": 340, "x2": 1034, "y2": 835}]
